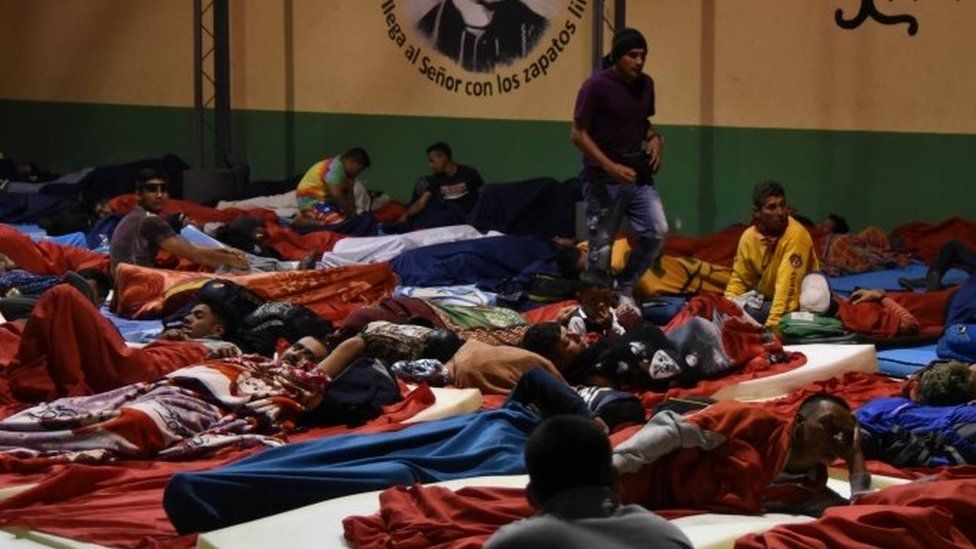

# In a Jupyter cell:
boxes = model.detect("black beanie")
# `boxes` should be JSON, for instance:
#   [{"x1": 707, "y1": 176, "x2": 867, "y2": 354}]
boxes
[{"x1": 611, "y1": 28, "x2": 647, "y2": 63}]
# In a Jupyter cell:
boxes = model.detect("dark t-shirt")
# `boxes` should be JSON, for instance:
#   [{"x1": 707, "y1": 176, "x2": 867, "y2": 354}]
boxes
[
  {"x1": 573, "y1": 68, "x2": 655, "y2": 179},
  {"x1": 109, "y1": 206, "x2": 177, "y2": 270},
  {"x1": 565, "y1": 324, "x2": 685, "y2": 390},
  {"x1": 425, "y1": 164, "x2": 484, "y2": 213}
]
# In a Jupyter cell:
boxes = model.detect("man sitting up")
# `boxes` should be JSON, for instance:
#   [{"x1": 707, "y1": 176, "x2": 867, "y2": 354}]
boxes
[
  {"x1": 485, "y1": 415, "x2": 692, "y2": 549},
  {"x1": 724, "y1": 181, "x2": 818, "y2": 331},
  {"x1": 110, "y1": 168, "x2": 248, "y2": 272},
  {"x1": 293, "y1": 147, "x2": 371, "y2": 226},
  {"x1": 398, "y1": 142, "x2": 484, "y2": 228},
  {"x1": 614, "y1": 394, "x2": 870, "y2": 516}
]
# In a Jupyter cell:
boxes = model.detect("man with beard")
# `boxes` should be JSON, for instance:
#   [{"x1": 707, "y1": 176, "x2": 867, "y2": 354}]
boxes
[
  {"x1": 417, "y1": 0, "x2": 548, "y2": 73},
  {"x1": 725, "y1": 181, "x2": 818, "y2": 330}
]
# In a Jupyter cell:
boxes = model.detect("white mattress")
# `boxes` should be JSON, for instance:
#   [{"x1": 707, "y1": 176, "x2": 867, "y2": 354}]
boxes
[
  {"x1": 711, "y1": 344, "x2": 877, "y2": 402},
  {"x1": 197, "y1": 470, "x2": 911, "y2": 549},
  {"x1": 404, "y1": 387, "x2": 483, "y2": 424}
]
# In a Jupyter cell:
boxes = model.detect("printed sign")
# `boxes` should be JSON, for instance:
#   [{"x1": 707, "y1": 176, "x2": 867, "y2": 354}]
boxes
[{"x1": 382, "y1": 0, "x2": 587, "y2": 96}]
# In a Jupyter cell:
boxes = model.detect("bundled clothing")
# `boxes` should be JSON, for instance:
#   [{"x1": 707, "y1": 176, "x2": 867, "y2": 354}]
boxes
[
  {"x1": 725, "y1": 217, "x2": 819, "y2": 329},
  {"x1": 816, "y1": 226, "x2": 911, "y2": 276},
  {"x1": 0, "y1": 354, "x2": 330, "y2": 461}
]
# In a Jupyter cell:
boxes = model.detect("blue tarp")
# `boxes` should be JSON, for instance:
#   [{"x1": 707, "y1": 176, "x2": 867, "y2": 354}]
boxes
[
  {"x1": 876, "y1": 344, "x2": 938, "y2": 378},
  {"x1": 164, "y1": 405, "x2": 538, "y2": 533}
]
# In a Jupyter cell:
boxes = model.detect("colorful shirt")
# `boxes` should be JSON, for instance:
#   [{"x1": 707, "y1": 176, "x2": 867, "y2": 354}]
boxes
[
  {"x1": 295, "y1": 157, "x2": 346, "y2": 223},
  {"x1": 724, "y1": 217, "x2": 819, "y2": 329}
]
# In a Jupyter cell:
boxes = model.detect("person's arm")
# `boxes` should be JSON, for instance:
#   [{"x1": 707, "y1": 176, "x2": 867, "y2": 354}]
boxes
[
  {"x1": 846, "y1": 424, "x2": 872, "y2": 500},
  {"x1": 158, "y1": 236, "x2": 249, "y2": 270},
  {"x1": 724, "y1": 240, "x2": 752, "y2": 299},
  {"x1": 647, "y1": 125, "x2": 664, "y2": 172},
  {"x1": 315, "y1": 335, "x2": 366, "y2": 378},
  {"x1": 401, "y1": 190, "x2": 433, "y2": 221},
  {"x1": 766, "y1": 237, "x2": 814, "y2": 329}
]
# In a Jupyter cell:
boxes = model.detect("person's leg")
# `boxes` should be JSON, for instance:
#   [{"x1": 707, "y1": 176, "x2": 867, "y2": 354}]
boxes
[
  {"x1": 617, "y1": 185, "x2": 669, "y2": 291},
  {"x1": 928, "y1": 241, "x2": 976, "y2": 290},
  {"x1": 0, "y1": 295, "x2": 39, "y2": 321},
  {"x1": 584, "y1": 178, "x2": 626, "y2": 277},
  {"x1": 505, "y1": 367, "x2": 592, "y2": 418}
]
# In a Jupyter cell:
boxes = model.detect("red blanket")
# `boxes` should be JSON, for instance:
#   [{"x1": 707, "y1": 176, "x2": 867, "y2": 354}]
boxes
[
  {"x1": 344, "y1": 485, "x2": 532, "y2": 549},
  {"x1": 0, "y1": 385, "x2": 436, "y2": 548},
  {"x1": 839, "y1": 288, "x2": 956, "y2": 337},
  {"x1": 0, "y1": 224, "x2": 109, "y2": 275},
  {"x1": 736, "y1": 475, "x2": 976, "y2": 548},
  {"x1": 108, "y1": 195, "x2": 278, "y2": 224},
  {"x1": 112, "y1": 262, "x2": 396, "y2": 322},
  {"x1": 662, "y1": 224, "x2": 747, "y2": 267},
  {"x1": 892, "y1": 217, "x2": 976, "y2": 263},
  {"x1": 262, "y1": 221, "x2": 345, "y2": 260}
]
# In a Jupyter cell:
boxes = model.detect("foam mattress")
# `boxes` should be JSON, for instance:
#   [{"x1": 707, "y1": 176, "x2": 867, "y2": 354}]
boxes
[{"x1": 711, "y1": 344, "x2": 877, "y2": 401}]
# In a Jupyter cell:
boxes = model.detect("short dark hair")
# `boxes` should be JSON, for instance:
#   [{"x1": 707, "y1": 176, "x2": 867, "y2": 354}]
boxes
[
  {"x1": 827, "y1": 214, "x2": 850, "y2": 235},
  {"x1": 342, "y1": 147, "x2": 371, "y2": 169},
  {"x1": 521, "y1": 322, "x2": 562, "y2": 363},
  {"x1": 425, "y1": 142, "x2": 453, "y2": 159},
  {"x1": 752, "y1": 181, "x2": 785, "y2": 209},
  {"x1": 526, "y1": 416, "x2": 614, "y2": 504},
  {"x1": 424, "y1": 329, "x2": 463, "y2": 362},
  {"x1": 76, "y1": 268, "x2": 113, "y2": 300},
  {"x1": 797, "y1": 393, "x2": 850, "y2": 418},
  {"x1": 135, "y1": 167, "x2": 170, "y2": 190},
  {"x1": 556, "y1": 246, "x2": 583, "y2": 279},
  {"x1": 917, "y1": 361, "x2": 975, "y2": 406}
]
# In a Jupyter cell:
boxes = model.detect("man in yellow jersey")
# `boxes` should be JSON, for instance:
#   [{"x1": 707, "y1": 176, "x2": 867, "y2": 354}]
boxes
[
  {"x1": 724, "y1": 181, "x2": 819, "y2": 331},
  {"x1": 293, "y1": 147, "x2": 371, "y2": 226}
]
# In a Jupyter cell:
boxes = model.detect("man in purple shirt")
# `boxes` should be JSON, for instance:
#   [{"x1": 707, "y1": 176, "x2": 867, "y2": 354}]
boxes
[{"x1": 571, "y1": 28, "x2": 667, "y2": 297}]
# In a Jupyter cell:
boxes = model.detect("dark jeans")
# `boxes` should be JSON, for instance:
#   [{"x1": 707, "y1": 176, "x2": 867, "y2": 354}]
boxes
[{"x1": 584, "y1": 177, "x2": 668, "y2": 290}]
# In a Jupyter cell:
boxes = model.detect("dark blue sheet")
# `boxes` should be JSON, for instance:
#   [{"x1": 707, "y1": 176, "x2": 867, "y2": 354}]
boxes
[
  {"x1": 163, "y1": 405, "x2": 538, "y2": 533},
  {"x1": 390, "y1": 234, "x2": 561, "y2": 292},
  {"x1": 471, "y1": 177, "x2": 583, "y2": 238}
]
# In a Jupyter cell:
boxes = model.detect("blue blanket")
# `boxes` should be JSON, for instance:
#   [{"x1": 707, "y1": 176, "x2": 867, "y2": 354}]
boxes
[
  {"x1": 163, "y1": 405, "x2": 538, "y2": 533},
  {"x1": 856, "y1": 397, "x2": 976, "y2": 467},
  {"x1": 876, "y1": 344, "x2": 937, "y2": 378},
  {"x1": 471, "y1": 177, "x2": 583, "y2": 238},
  {"x1": 829, "y1": 262, "x2": 969, "y2": 294},
  {"x1": 390, "y1": 234, "x2": 560, "y2": 292}
]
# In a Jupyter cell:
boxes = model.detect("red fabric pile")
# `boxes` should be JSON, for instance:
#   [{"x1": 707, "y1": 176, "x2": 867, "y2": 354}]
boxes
[
  {"x1": 112, "y1": 262, "x2": 397, "y2": 322},
  {"x1": 892, "y1": 217, "x2": 976, "y2": 263},
  {"x1": 0, "y1": 385, "x2": 437, "y2": 548},
  {"x1": 662, "y1": 224, "x2": 747, "y2": 267},
  {"x1": 108, "y1": 194, "x2": 278, "y2": 225},
  {"x1": 262, "y1": 221, "x2": 345, "y2": 260},
  {"x1": 0, "y1": 224, "x2": 109, "y2": 275}
]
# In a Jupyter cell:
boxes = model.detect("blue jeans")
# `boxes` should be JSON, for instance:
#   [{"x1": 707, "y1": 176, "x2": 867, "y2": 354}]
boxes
[{"x1": 584, "y1": 178, "x2": 668, "y2": 290}]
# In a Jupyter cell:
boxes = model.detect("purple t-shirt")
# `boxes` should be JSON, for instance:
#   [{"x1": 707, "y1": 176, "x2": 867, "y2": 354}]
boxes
[
  {"x1": 573, "y1": 68, "x2": 655, "y2": 179},
  {"x1": 109, "y1": 206, "x2": 177, "y2": 270}
]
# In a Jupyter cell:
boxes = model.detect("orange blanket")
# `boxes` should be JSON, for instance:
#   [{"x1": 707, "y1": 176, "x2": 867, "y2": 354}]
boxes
[
  {"x1": 661, "y1": 224, "x2": 747, "y2": 267},
  {"x1": 112, "y1": 262, "x2": 396, "y2": 323},
  {"x1": 892, "y1": 217, "x2": 976, "y2": 263},
  {"x1": 108, "y1": 195, "x2": 278, "y2": 224}
]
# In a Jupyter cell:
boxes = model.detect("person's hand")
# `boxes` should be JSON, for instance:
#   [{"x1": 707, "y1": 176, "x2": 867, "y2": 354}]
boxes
[
  {"x1": 556, "y1": 305, "x2": 578, "y2": 324},
  {"x1": 161, "y1": 328, "x2": 188, "y2": 341},
  {"x1": 208, "y1": 342, "x2": 242, "y2": 359},
  {"x1": 648, "y1": 134, "x2": 664, "y2": 173},
  {"x1": 607, "y1": 162, "x2": 637, "y2": 185},
  {"x1": 219, "y1": 249, "x2": 249, "y2": 270},
  {"x1": 851, "y1": 289, "x2": 885, "y2": 305}
]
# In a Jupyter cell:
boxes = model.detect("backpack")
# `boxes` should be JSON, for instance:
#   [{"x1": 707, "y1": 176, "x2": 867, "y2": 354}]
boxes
[{"x1": 302, "y1": 358, "x2": 401, "y2": 427}]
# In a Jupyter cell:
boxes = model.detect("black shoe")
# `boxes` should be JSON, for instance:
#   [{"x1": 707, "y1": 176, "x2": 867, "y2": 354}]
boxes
[
  {"x1": 925, "y1": 270, "x2": 944, "y2": 292},
  {"x1": 63, "y1": 271, "x2": 97, "y2": 306}
]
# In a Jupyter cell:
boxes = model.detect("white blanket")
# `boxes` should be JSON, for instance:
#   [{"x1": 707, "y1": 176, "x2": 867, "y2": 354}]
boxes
[{"x1": 320, "y1": 225, "x2": 502, "y2": 267}]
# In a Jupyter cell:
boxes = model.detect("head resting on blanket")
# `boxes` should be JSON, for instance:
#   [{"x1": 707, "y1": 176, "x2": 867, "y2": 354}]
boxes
[
  {"x1": 786, "y1": 393, "x2": 857, "y2": 473},
  {"x1": 525, "y1": 415, "x2": 617, "y2": 507},
  {"x1": 522, "y1": 322, "x2": 583, "y2": 370},
  {"x1": 916, "y1": 361, "x2": 976, "y2": 406}
]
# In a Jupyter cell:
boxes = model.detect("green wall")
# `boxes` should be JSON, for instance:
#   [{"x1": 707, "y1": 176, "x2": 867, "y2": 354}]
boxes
[{"x1": 1, "y1": 99, "x2": 973, "y2": 236}]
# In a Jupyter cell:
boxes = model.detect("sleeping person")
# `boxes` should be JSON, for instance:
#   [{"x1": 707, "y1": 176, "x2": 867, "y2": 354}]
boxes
[{"x1": 0, "y1": 333, "x2": 336, "y2": 461}]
